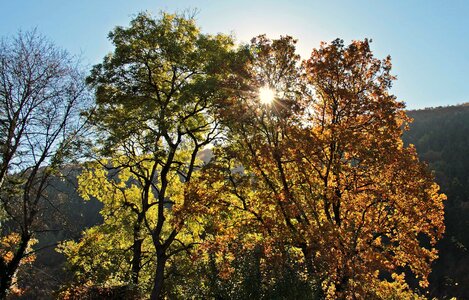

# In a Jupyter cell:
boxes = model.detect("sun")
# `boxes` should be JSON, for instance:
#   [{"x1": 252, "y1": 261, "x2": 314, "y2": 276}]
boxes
[{"x1": 259, "y1": 86, "x2": 275, "y2": 105}]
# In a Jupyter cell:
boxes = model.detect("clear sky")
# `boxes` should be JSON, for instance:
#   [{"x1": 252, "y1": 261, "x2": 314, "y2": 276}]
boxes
[{"x1": 1, "y1": 0, "x2": 468, "y2": 109}]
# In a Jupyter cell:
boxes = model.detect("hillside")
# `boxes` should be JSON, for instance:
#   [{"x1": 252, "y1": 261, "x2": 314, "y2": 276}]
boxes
[
  {"x1": 16, "y1": 168, "x2": 102, "y2": 298},
  {"x1": 404, "y1": 103, "x2": 469, "y2": 298}
]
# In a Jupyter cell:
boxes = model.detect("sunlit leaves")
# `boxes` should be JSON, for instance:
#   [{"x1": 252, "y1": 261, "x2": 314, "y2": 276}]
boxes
[
  {"x1": 63, "y1": 11, "x2": 244, "y2": 298},
  {"x1": 63, "y1": 14, "x2": 445, "y2": 298},
  {"x1": 201, "y1": 37, "x2": 446, "y2": 298}
]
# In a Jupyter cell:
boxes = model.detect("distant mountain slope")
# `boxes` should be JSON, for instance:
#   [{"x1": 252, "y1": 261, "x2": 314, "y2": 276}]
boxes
[
  {"x1": 17, "y1": 167, "x2": 103, "y2": 298},
  {"x1": 404, "y1": 103, "x2": 469, "y2": 299}
]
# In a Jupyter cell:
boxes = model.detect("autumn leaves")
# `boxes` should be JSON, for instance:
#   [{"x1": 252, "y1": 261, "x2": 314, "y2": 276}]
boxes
[{"x1": 60, "y1": 13, "x2": 444, "y2": 299}]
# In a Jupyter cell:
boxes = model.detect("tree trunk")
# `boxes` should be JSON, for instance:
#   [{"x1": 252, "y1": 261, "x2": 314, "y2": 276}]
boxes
[
  {"x1": 0, "y1": 272, "x2": 11, "y2": 300},
  {"x1": 150, "y1": 252, "x2": 167, "y2": 300},
  {"x1": 131, "y1": 238, "x2": 143, "y2": 286},
  {"x1": 130, "y1": 214, "x2": 144, "y2": 286},
  {"x1": 0, "y1": 234, "x2": 30, "y2": 299},
  {"x1": 300, "y1": 243, "x2": 315, "y2": 275}
]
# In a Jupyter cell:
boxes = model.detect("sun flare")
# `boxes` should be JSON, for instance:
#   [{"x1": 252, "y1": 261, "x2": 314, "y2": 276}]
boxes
[{"x1": 259, "y1": 86, "x2": 275, "y2": 105}]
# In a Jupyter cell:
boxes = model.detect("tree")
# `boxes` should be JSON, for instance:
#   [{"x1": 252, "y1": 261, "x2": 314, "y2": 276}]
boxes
[
  {"x1": 82, "y1": 12, "x2": 241, "y2": 299},
  {"x1": 184, "y1": 35, "x2": 323, "y2": 297},
  {"x1": 200, "y1": 37, "x2": 445, "y2": 298},
  {"x1": 299, "y1": 39, "x2": 444, "y2": 297},
  {"x1": 0, "y1": 30, "x2": 88, "y2": 297}
]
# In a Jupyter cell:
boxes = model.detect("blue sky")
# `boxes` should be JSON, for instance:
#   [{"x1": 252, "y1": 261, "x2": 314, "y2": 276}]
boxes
[{"x1": 1, "y1": 0, "x2": 468, "y2": 109}]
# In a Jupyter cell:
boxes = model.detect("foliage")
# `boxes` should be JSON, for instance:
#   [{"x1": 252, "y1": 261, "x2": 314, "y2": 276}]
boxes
[
  {"x1": 66, "y1": 11, "x2": 242, "y2": 299},
  {"x1": 299, "y1": 39, "x2": 444, "y2": 296},
  {"x1": 59, "y1": 158, "x2": 159, "y2": 296},
  {"x1": 192, "y1": 37, "x2": 446, "y2": 299},
  {"x1": 164, "y1": 245, "x2": 320, "y2": 300},
  {"x1": 0, "y1": 233, "x2": 37, "y2": 296},
  {"x1": 55, "y1": 12, "x2": 447, "y2": 299}
]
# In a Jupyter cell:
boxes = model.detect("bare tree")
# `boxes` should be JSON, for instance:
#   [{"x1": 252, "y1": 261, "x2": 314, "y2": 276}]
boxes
[{"x1": 0, "y1": 30, "x2": 89, "y2": 298}]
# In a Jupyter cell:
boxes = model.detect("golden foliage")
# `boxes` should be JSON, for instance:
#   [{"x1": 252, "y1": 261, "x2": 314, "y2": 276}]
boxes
[{"x1": 191, "y1": 37, "x2": 445, "y2": 298}]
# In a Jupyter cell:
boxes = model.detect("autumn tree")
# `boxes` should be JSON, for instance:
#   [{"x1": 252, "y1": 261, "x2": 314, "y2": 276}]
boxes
[
  {"x1": 0, "y1": 30, "x2": 88, "y2": 298},
  {"x1": 298, "y1": 39, "x2": 445, "y2": 297},
  {"x1": 185, "y1": 34, "x2": 321, "y2": 297},
  {"x1": 199, "y1": 37, "x2": 445, "y2": 298},
  {"x1": 78, "y1": 12, "x2": 242, "y2": 299}
]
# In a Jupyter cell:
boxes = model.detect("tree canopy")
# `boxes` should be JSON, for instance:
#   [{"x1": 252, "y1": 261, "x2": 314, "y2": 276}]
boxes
[
  {"x1": 66, "y1": 12, "x2": 244, "y2": 299},
  {"x1": 187, "y1": 37, "x2": 445, "y2": 298},
  {"x1": 0, "y1": 12, "x2": 448, "y2": 300}
]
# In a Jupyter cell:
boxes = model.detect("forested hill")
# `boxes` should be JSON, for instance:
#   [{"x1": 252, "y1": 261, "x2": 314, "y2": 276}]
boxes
[{"x1": 403, "y1": 103, "x2": 469, "y2": 299}]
